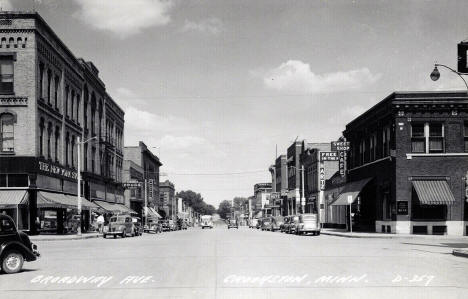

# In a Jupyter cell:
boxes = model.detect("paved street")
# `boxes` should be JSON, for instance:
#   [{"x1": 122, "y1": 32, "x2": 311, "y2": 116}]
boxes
[{"x1": 1, "y1": 224, "x2": 468, "y2": 299}]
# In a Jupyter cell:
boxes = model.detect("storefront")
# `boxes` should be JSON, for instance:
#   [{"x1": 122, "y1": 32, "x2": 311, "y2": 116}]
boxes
[{"x1": 0, "y1": 190, "x2": 30, "y2": 230}]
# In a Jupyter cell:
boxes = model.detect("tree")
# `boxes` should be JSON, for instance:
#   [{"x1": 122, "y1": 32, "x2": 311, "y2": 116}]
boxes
[
  {"x1": 176, "y1": 190, "x2": 215, "y2": 215},
  {"x1": 217, "y1": 200, "x2": 232, "y2": 220}
]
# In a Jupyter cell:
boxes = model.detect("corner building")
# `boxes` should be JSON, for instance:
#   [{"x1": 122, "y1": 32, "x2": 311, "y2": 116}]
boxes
[
  {"x1": 0, "y1": 12, "x2": 127, "y2": 234},
  {"x1": 337, "y1": 91, "x2": 468, "y2": 236}
]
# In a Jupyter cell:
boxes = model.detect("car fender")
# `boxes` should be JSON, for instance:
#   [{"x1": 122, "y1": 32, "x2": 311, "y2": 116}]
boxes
[{"x1": 1, "y1": 241, "x2": 36, "y2": 261}]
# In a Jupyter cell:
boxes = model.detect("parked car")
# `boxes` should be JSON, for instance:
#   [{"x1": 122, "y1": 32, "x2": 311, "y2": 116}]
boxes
[
  {"x1": 270, "y1": 216, "x2": 284, "y2": 232},
  {"x1": 160, "y1": 220, "x2": 170, "y2": 232},
  {"x1": 280, "y1": 216, "x2": 290, "y2": 232},
  {"x1": 256, "y1": 218, "x2": 263, "y2": 229},
  {"x1": 261, "y1": 218, "x2": 271, "y2": 231},
  {"x1": 168, "y1": 220, "x2": 177, "y2": 231},
  {"x1": 249, "y1": 218, "x2": 259, "y2": 228},
  {"x1": 180, "y1": 221, "x2": 188, "y2": 230},
  {"x1": 0, "y1": 214, "x2": 40, "y2": 274},
  {"x1": 144, "y1": 220, "x2": 161, "y2": 233},
  {"x1": 227, "y1": 219, "x2": 239, "y2": 229},
  {"x1": 287, "y1": 215, "x2": 300, "y2": 234},
  {"x1": 295, "y1": 213, "x2": 321, "y2": 235},
  {"x1": 201, "y1": 215, "x2": 214, "y2": 229},
  {"x1": 104, "y1": 215, "x2": 135, "y2": 238},
  {"x1": 132, "y1": 217, "x2": 143, "y2": 236}
]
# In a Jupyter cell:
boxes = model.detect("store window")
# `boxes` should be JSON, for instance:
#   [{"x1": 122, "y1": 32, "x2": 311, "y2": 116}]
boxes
[
  {"x1": 0, "y1": 55, "x2": 14, "y2": 94},
  {"x1": 0, "y1": 174, "x2": 28, "y2": 187},
  {"x1": 0, "y1": 113, "x2": 14, "y2": 152},
  {"x1": 411, "y1": 123, "x2": 425, "y2": 153},
  {"x1": 411, "y1": 189, "x2": 446, "y2": 220}
]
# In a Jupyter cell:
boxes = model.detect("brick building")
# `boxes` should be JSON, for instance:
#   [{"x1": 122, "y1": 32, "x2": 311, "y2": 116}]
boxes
[
  {"x1": 124, "y1": 141, "x2": 162, "y2": 216},
  {"x1": 332, "y1": 91, "x2": 468, "y2": 236},
  {"x1": 286, "y1": 141, "x2": 303, "y2": 215},
  {"x1": 274, "y1": 155, "x2": 288, "y2": 216},
  {"x1": 0, "y1": 11, "x2": 127, "y2": 234},
  {"x1": 159, "y1": 180, "x2": 175, "y2": 219},
  {"x1": 253, "y1": 183, "x2": 272, "y2": 217}
]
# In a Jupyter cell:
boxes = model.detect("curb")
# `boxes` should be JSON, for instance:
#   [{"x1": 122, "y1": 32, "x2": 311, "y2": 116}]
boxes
[
  {"x1": 30, "y1": 234, "x2": 101, "y2": 242},
  {"x1": 321, "y1": 231, "x2": 468, "y2": 240},
  {"x1": 452, "y1": 249, "x2": 468, "y2": 258}
]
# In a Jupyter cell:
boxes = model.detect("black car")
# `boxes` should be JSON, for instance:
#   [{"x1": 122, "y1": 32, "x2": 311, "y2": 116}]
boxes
[{"x1": 0, "y1": 214, "x2": 40, "y2": 274}]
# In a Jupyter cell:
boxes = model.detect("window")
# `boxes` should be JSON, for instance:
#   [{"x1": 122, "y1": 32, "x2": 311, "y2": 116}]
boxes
[
  {"x1": 65, "y1": 86, "x2": 69, "y2": 117},
  {"x1": 71, "y1": 90, "x2": 75, "y2": 121},
  {"x1": 54, "y1": 75, "x2": 59, "y2": 109},
  {"x1": 39, "y1": 63, "x2": 44, "y2": 99},
  {"x1": 0, "y1": 174, "x2": 28, "y2": 187},
  {"x1": 76, "y1": 95, "x2": 80, "y2": 124},
  {"x1": 47, "y1": 122, "x2": 52, "y2": 160},
  {"x1": 54, "y1": 126, "x2": 60, "y2": 162},
  {"x1": 465, "y1": 123, "x2": 468, "y2": 153},
  {"x1": 0, "y1": 113, "x2": 14, "y2": 152},
  {"x1": 39, "y1": 118, "x2": 44, "y2": 156},
  {"x1": 91, "y1": 147, "x2": 96, "y2": 173},
  {"x1": 0, "y1": 219, "x2": 15, "y2": 234},
  {"x1": 71, "y1": 136, "x2": 75, "y2": 168},
  {"x1": 429, "y1": 123, "x2": 444, "y2": 153},
  {"x1": 0, "y1": 56, "x2": 14, "y2": 94},
  {"x1": 411, "y1": 123, "x2": 425, "y2": 153},
  {"x1": 84, "y1": 143, "x2": 88, "y2": 172},
  {"x1": 47, "y1": 70, "x2": 51, "y2": 104},
  {"x1": 84, "y1": 100, "x2": 88, "y2": 130},
  {"x1": 65, "y1": 132, "x2": 69, "y2": 166},
  {"x1": 382, "y1": 126, "x2": 391, "y2": 157}
]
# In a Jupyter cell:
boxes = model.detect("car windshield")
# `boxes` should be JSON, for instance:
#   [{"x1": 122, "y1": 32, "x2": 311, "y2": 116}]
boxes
[{"x1": 110, "y1": 217, "x2": 117, "y2": 222}]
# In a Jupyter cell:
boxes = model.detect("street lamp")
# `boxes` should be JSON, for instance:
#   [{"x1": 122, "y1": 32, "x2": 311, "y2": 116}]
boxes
[
  {"x1": 430, "y1": 63, "x2": 468, "y2": 92},
  {"x1": 77, "y1": 136, "x2": 97, "y2": 236}
]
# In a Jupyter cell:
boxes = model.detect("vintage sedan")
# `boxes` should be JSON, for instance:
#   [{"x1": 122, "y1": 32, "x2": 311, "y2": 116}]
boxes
[
  {"x1": 227, "y1": 219, "x2": 239, "y2": 229},
  {"x1": 295, "y1": 213, "x2": 321, "y2": 235},
  {"x1": 280, "y1": 216, "x2": 290, "y2": 232},
  {"x1": 287, "y1": 215, "x2": 300, "y2": 234},
  {"x1": 0, "y1": 214, "x2": 40, "y2": 274},
  {"x1": 261, "y1": 218, "x2": 271, "y2": 231},
  {"x1": 270, "y1": 216, "x2": 284, "y2": 232},
  {"x1": 104, "y1": 215, "x2": 135, "y2": 238}
]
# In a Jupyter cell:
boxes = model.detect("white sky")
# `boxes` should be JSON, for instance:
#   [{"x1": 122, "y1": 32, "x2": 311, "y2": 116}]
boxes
[{"x1": 7, "y1": 0, "x2": 468, "y2": 207}]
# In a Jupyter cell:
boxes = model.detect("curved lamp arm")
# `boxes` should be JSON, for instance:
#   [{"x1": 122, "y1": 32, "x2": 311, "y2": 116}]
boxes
[{"x1": 432, "y1": 63, "x2": 468, "y2": 92}]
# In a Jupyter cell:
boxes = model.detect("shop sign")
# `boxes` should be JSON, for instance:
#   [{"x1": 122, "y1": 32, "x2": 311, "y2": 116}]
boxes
[
  {"x1": 397, "y1": 201, "x2": 408, "y2": 215},
  {"x1": 38, "y1": 160, "x2": 77, "y2": 180},
  {"x1": 123, "y1": 182, "x2": 142, "y2": 188},
  {"x1": 270, "y1": 192, "x2": 280, "y2": 200},
  {"x1": 319, "y1": 167, "x2": 325, "y2": 190},
  {"x1": 331, "y1": 141, "x2": 350, "y2": 152},
  {"x1": 320, "y1": 151, "x2": 339, "y2": 161},
  {"x1": 148, "y1": 179, "x2": 154, "y2": 200},
  {"x1": 339, "y1": 151, "x2": 347, "y2": 177}
]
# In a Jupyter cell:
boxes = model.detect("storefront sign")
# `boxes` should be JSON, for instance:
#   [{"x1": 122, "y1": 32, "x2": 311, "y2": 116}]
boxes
[
  {"x1": 331, "y1": 141, "x2": 350, "y2": 152},
  {"x1": 320, "y1": 151, "x2": 339, "y2": 161},
  {"x1": 319, "y1": 167, "x2": 325, "y2": 190},
  {"x1": 148, "y1": 179, "x2": 154, "y2": 200},
  {"x1": 339, "y1": 151, "x2": 347, "y2": 177},
  {"x1": 397, "y1": 201, "x2": 408, "y2": 215},
  {"x1": 122, "y1": 182, "x2": 142, "y2": 188},
  {"x1": 270, "y1": 192, "x2": 280, "y2": 200},
  {"x1": 38, "y1": 160, "x2": 77, "y2": 180}
]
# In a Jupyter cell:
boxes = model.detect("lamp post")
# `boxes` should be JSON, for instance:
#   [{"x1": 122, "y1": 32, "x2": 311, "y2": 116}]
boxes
[
  {"x1": 77, "y1": 136, "x2": 97, "y2": 237},
  {"x1": 430, "y1": 63, "x2": 468, "y2": 92}
]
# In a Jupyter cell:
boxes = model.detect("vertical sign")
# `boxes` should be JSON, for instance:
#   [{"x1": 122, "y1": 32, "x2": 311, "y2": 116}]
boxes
[
  {"x1": 319, "y1": 166, "x2": 325, "y2": 190},
  {"x1": 339, "y1": 151, "x2": 346, "y2": 176},
  {"x1": 148, "y1": 179, "x2": 154, "y2": 200}
]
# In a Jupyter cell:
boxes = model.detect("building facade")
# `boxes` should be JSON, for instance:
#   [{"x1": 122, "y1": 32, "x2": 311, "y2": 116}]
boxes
[
  {"x1": 336, "y1": 91, "x2": 468, "y2": 235},
  {"x1": 0, "y1": 12, "x2": 126, "y2": 234},
  {"x1": 274, "y1": 155, "x2": 288, "y2": 216},
  {"x1": 253, "y1": 183, "x2": 272, "y2": 217},
  {"x1": 286, "y1": 141, "x2": 303, "y2": 215},
  {"x1": 159, "y1": 180, "x2": 175, "y2": 219}
]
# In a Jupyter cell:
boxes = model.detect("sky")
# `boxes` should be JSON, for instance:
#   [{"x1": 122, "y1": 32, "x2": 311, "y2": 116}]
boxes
[{"x1": 3, "y1": 0, "x2": 468, "y2": 207}]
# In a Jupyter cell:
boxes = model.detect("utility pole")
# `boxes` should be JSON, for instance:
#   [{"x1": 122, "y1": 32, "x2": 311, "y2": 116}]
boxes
[
  {"x1": 77, "y1": 136, "x2": 81, "y2": 236},
  {"x1": 144, "y1": 179, "x2": 148, "y2": 227},
  {"x1": 301, "y1": 165, "x2": 305, "y2": 214}
]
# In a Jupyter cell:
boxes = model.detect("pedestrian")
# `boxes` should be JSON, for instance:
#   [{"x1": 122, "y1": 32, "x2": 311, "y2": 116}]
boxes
[{"x1": 97, "y1": 214, "x2": 104, "y2": 233}]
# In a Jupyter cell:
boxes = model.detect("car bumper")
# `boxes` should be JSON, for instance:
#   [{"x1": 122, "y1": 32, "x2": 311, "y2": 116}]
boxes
[
  {"x1": 297, "y1": 228, "x2": 320, "y2": 233},
  {"x1": 32, "y1": 243, "x2": 40, "y2": 258}
]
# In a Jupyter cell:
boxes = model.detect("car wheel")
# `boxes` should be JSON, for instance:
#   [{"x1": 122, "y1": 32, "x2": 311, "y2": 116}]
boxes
[
  {"x1": 113, "y1": 235, "x2": 116, "y2": 239},
  {"x1": 1, "y1": 250, "x2": 24, "y2": 274},
  {"x1": 121, "y1": 230, "x2": 126, "y2": 238},
  {"x1": 316, "y1": 232, "x2": 320, "y2": 236}
]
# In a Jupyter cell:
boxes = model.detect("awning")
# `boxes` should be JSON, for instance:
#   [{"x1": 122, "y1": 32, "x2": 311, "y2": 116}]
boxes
[
  {"x1": 144, "y1": 207, "x2": 161, "y2": 219},
  {"x1": 94, "y1": 200, "x2": 137, "y2": 215},
  {"x1": 331, "y1": 178, "x2": 373, "y2": 206},
  {"x1": 412, "y1": 180, "x2": 456, "y2": 205},
  {"x1": 0, "y1": 190, "x2": 29, "y2": 208},
  {"x1": 37, "y1": 191, "x2": 99, "y2": 210}
]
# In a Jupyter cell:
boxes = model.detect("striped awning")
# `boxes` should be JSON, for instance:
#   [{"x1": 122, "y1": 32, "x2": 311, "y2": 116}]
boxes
[
  {"x1": 37, "y1": 191, "x2": 99, "y2": 210},
  {"x1": 331, "y1": 178, "x2": 373, "y2": 206},
  {"x1": 144, "y1": 207, "x2": 162, "y2": 219},
  {"x1": 0, "y1": 190, "x2": 29, "y2": 208},
  {"x1": 412, "y1": 180, "x2": 455, "y2": 205},
  {"x1": 94, "y1": 200, "x2": 137, "y2": 215}
]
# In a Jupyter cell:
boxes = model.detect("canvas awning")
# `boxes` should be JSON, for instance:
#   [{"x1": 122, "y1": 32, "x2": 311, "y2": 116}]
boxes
[
  {"x1": 0, "y1": 190, "x2": 29, "y2": 208},
  {"x1": 37, "y1": 191, "x2": 99, "y2": 210},
  {"x1": 94, "y1": 200, "x2": 137, "y2": 215},
  {"x1": 331, "y1": 178, "x2": 373, "y2": 206},
  {"x1": 144, "y1": 207, "x2": 161, "y2": 219},
  {"x1": 412, "y1": 180, "x2": 455, "y2": 205}
]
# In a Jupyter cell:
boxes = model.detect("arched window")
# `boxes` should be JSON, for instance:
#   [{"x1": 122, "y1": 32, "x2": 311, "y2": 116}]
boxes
[
  {"x1": 0, "y1": 113, "x2": 14, "y2": 152},
  {"x1": 39, "y1": 118, "x2": 44, "y2": 156},
  {"x1": 47, "y1": 122, "x2": 52, "y2": 160}
]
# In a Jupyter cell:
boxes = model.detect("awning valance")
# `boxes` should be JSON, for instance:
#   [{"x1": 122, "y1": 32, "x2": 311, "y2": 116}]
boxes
[
  {"x1": 37, "y1": 192, "x2": 99, "y2": 210},
  {"x1": 0, "y1": 190, "x2": 28, "y2": 208},
  {"x1": 144, "y1": 207, "x2": 161, "y2": 219},
  {"x1": 331, "y1": 178, "x2": 373, "y2": 206},
  {"x1": 94, "y1": 200, "x2": 137, "y2": 215},
  {"x1": 412, "y1": 180, "x2": 455, "y2": 205}
]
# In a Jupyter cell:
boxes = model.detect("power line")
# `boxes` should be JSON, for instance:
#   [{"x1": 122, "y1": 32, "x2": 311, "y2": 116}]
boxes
[{"x1": 123, "y1": 169, "x2": 268, "y2": 176}]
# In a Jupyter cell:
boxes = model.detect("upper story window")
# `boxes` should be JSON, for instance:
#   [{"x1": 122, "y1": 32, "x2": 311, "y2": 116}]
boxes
[
  {"x1": 411, "y1": 123, "x2": 425, "y2": 153},
  {"x1": 382, "y1": 126, "x2": 391, "y2": 157},
  {"x1": 0, "y1": 55, "x2": 14, "y2": 94},
  {"x1": 464, "y1": 122, "x2": 468, "y2": 153},
  {"x1": 411, "y1": 122, "x2": 445, "y2": 153},
  {"x1": 0, "y1": 113, "x2": 14, "y2": 152}
]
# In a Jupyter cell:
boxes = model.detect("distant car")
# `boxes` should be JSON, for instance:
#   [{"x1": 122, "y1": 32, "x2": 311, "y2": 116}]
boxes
[
  {"x1": 270, "y1": 216, "x2": 284, "y2": 232},
  {"x1": 280, "y1": 216, "x2": 290, "y2": 232},
  {"x1": 249, "y1": 218, "x2": 258, "y2": 228},
  {"x1": 261, "y1": 218, "x2": 271, "y2": 231},
  {"x1": 160, "y1": 220, "x2": 170, "y2": 232},
  {"x1": 132, "y1": 217, "x2": 143, "y2": 236},
  {"x1": 227, "y1": 219, "x2": 238, "y2": 229},
  {"x1": 144, "y1": 221, "x2": 161, "y2": 233},
  {"x1": 295, "y1": 213, "x2": 321, "y2": 235},
  {"x1": 104, "y1": 215, "x2": 135, "y2": 238},
  {"x1": 256, "y1": 218, "x2": 263, "y2": 229},
  {"x1": 287, "y1": 215, "x2": 300, "y2": 234},
  {"x1": 180, "y1": 221, "x2": 188, "y2": 230},
  {"x1": 168, "y1": 220, "x2": 177, "y2": 231},
  {"x1": 0, "y1": 214, "x2": 40, "y2": 274}
]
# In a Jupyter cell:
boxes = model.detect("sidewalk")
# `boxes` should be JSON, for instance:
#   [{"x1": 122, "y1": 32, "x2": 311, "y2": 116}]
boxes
[
  {"x1": 321, "y1": 228, "x2": 468, "y2": 240},
  {"x1": 30, "y1": 232, "x2": 101, "y2": 241}
]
